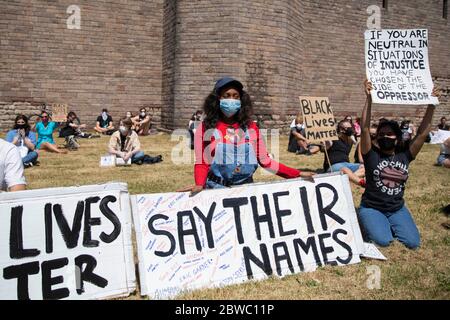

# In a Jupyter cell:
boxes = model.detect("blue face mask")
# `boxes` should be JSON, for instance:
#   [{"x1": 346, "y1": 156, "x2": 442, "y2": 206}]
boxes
[{"x1": 219, "y1": 99, "x2": 241, "y2": 118}]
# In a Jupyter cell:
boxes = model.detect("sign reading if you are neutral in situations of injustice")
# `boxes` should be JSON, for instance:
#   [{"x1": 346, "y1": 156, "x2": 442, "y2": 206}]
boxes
[
  {"x1": 299, "y1": 96, "x2": 338, "y2": 144},
  {"x1": 0, "y1": 183, "x2": 136, "y2": 300},
  {"x1": 132, "y1": 173, "x2": 365, "y2": 299},
  {"x1": 365, "y1": 28, "x2": 439, "y2": 105}
]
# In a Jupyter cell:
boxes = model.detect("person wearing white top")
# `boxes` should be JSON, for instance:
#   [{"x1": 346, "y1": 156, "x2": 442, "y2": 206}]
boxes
[{"x1": 0, "y1": 138, "x2": 26, "y2": 191}]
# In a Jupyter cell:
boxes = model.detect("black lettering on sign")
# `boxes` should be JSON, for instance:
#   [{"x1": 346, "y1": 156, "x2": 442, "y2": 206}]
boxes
[
  {"x1": 333, "y1": 229, "x2": 353, "y2": 264},
  {"x1": 41, "y1": 258, "x2": 70, "y2": 300},
  {"x1": 293, "y1": 236, "x2": 322, "y2": 271},
  {"x1": 3, "y1": 261, "x2": 40, "y2": 300},
  {"x1": 9, "y1": 206, "x2": 40, "y2": 259},
  {"x1": 250, "y1": 195, "x2": 275, "y2": 241},
  {"x1": 45, "y1": 203, "x2": 53, "y2": 254},
  {"x1": 242, "y1": 244, "x2": 273, "y2": 279},
  {"x1": 148, "y1": 214, "x2": 176, "y2": 257},
  {"x1": 299, "y1": 187, "x2": 315, "y2": 234},
  {"x1": 273, "y1": 191, "x2": 297, "y2": 237},
  {"x1": 177, "y1": 210, "x2": 201, "y2": 255},
  {"x1": 75, "y1": 254, "x2": 108, "y2": 295},
  {"x1": 315, "y1": 183, "x2": 345, "y2": 231},
  {"x1": 193, "y1": 202, "x2": 216, "y2": 249},
  {"x1": 83, "y1": 196, "x2": 101, "y2": 247},
  {"x1": 223, "y1": 197, "x2": 248, "y2": 244},
  {"x1": 300, "y1": 99, "x2": 310, "y2": 114},
  {"x1": 99, "y1": 195, "x2": 121, "y2": 243},
  {"x1": 318, "y1": 233, "x2": 337, "y2": 266},
  {"x1": 273, "y1": 241, "x2": 294, "y2": 276},
  {"x1": 53, "y1": 201, "x2": 84, "y2": 249}
]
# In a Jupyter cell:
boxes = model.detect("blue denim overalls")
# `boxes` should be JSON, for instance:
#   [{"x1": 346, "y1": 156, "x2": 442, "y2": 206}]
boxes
[{"x1": 206, "y1": 127, "x2": 258, "y2": 189}]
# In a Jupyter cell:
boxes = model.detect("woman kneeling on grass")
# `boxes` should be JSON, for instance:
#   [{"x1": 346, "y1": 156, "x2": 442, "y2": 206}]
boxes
[
  {"x1": 182, "y1": 77, "x2": 315, "y2": 193},
  {"x1": 34, "y1": 111, "x2": 67, "y2": 154},
  {"x1": 359, "y1": 80, "x2": 441, "y2": 249}
]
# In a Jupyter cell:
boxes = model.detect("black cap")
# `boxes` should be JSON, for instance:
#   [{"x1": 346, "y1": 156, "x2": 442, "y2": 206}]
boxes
[{"x1": 214, "y1": 77, "x2": 243, "y2": 95}]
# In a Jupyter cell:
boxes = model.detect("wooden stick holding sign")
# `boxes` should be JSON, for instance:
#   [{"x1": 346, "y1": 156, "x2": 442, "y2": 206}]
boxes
[
  {"x1": 51, "y1": 103, "x2": 68, "y2": 122},
  {"x1": 298, "y1": 96, "x2": 338, "y2": 171}
]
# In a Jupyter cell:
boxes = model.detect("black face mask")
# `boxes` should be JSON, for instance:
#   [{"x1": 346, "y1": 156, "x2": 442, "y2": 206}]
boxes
[
  {"x1": 16, "y1": 124, "x2": 26, "y2": 129},
  {"x1": 343, "y1": 127, "x2": 354, "y2": 136},
  {"x1": 378, "y1": 137, "x2": 397, "y2": 150}
]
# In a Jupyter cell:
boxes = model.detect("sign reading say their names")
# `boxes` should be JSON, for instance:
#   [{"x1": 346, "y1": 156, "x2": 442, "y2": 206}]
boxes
[
  {"x1": 0, "y1": 183, "x2": 136, "y2": 300},
  {"x1": 365, "y1": 29, "x2": 439, "y2": 105},
  {"x1": 132, "y1": 173, "x2": 364, "y2": 299},
  {"x1": 299, "y1": 96, "x2": 338, "y2": 143}
]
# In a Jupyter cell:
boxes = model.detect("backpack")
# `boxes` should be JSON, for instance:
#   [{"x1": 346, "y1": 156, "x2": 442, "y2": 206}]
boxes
[{"x1": 142, "y1": 154, "x2": 163, "y2": 164}]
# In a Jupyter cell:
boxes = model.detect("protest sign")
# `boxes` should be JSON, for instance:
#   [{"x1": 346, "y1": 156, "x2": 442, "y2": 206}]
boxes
[
  {"x1": 51, "y1": 103, "x2": 68, "y2": 122},
  {"x1": 365, "y1": 29, "x2": 439, "y2": 105},
  {"x1": 0, "y1": 183, "x2": 136, "y2": 300},
  {"x1": 132, "y1": 173, "x2": 364, "y2": 299},
  {"x1": 298, "y1": 96, "x2": 338, "y2": 143},
  {"x1": 429, "y1": 129, "x2": 450, "y2": 144}
]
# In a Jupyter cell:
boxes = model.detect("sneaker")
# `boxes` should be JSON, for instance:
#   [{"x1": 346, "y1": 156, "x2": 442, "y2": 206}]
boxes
[{"x1": 24, "y1": 162, "x2": 32, "y2": 168}]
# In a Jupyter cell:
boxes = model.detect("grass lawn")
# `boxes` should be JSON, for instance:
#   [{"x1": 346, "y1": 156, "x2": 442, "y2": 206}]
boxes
[{"x1": 14, "y1": 133, "x2": 450, "y2": 299}]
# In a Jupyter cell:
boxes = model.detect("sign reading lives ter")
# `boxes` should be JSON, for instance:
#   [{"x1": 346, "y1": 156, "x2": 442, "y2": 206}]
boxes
[
  {"x1": 0, "y1": 183, "x2": 136, "y2": 300},
  {"x1": 365, "y1": 28, "x2": 439, "y2": 105},
  {"x1": 132, "y1": 174, "x2": 365, "y2": 299}
]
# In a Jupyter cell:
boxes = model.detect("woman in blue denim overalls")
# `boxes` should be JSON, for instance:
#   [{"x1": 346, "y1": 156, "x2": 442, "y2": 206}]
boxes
[{"x1": 182, "y1": 77, "x2": 315, "y2": 193}]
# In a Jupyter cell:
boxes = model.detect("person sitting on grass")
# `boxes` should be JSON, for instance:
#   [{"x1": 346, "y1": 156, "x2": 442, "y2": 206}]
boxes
[
  {"x1": 94, "y1": 108, "x2": 115, "y2": 135},
  {"x1": 358, "y1": 79, "x2": 441, "y2": 249},
  {"x1": 189, "y1": 110, "x2": 204, "y2": 150},
  {"x1": 131, "y1": 107, "x2": 151, "y2": 136},
  {"x1": 288, "y1": 114, "x2": 320, "y2": 155},
  {"x1": 0, "y1": 138, "x2": 26, "y2": 192},
  {"x1": 59, "y1": 111, "x2": 94, "y2": 150},
  {"x1": 436, "y1": 137, "x2": 450, "y2": 168},
  {"x1": 33, "y1": 111, "x2": 67, "y2": 154},
  {"x1": 322, "y1": 119, "x2": 365, "y2": 187},
  {"x1": 179, "y1": 77, "x2": 315, "y2": 193},
  {"x1": 108, "y1": 118, "x2": 145, "y2": 164},
  {"x1": 6, "y1": 115, "x2": 39, "y2": 168}
]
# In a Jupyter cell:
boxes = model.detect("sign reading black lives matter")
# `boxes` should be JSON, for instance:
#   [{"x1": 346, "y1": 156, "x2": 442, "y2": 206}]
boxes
[
  {"x1": 0, "y1": 183, "x2": 136, "y2": 300},
  {"x1": 299, "y1": 96, "x2": 338, "y2": 144},
  {"x1": 365, "y1": 29, "x2": 439, "y2": 105},
  {"x1": 132, "y1": 174, "x2": 364, "y2": 299}
]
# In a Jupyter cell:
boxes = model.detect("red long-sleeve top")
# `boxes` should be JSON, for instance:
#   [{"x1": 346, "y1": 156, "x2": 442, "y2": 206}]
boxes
[{"x1": 194, "y1": 120, "x2": 300, "y2": 186}]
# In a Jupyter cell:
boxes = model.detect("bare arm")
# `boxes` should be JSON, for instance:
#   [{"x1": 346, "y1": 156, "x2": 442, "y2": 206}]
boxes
[
  {"x1": 409, "y1": 87, "x2": 440, "y2": 158},
  {"x1": 9, "y1": 184, "x2": 26, "y2": 192},
  {"x1": 139, "y1": 115, "x2": 151, "y2": 125},
  {"x1": 360, "y1": 80, "x2": 373, "y2": 155},
  {"x1": 292, "y1": 130, "x2": 307, "y2": 141},
  {"x1": 23, "y1": 136, "x2": 35, "y2": 151},
  {"x1": 358, "y1": 142, "x2": 364, "y2": 163}
]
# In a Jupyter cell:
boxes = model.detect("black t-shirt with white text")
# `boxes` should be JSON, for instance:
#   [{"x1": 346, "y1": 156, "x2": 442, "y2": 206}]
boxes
[{"x1": 361, "y1": 147, "x2": 415, "y2": 212}]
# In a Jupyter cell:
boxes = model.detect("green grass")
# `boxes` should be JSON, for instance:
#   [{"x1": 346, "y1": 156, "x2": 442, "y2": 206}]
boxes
[{"x1": 8, "y1": 133, "x2": 450, "y2": 299}]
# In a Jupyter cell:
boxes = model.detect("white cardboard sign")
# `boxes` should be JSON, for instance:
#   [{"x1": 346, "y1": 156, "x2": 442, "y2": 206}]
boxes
[
  {"x1": 365, "y1": 29, "x2": 439, "y2": 105},
  {"x1": 132, "y1": 174, "x2": 365, "y2": 299},
  {"x1": 0, "y1": 183, "x2": 136, "y2": 300}
]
